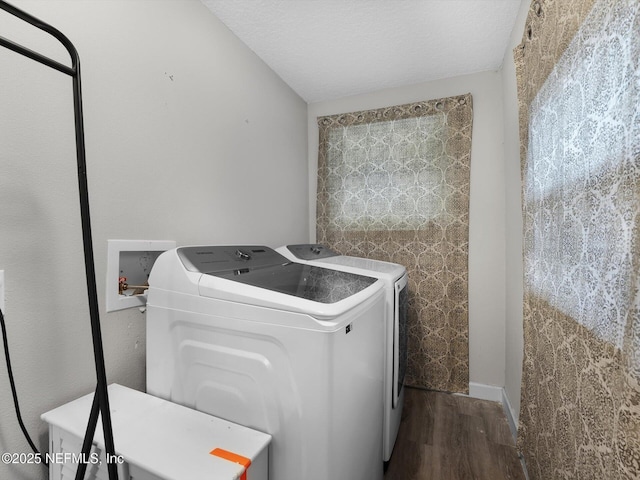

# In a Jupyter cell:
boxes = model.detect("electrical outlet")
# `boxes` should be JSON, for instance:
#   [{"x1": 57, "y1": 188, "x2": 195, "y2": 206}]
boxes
[{"x1": 0, "y1": 270, "x2": 5, "y2": 313}]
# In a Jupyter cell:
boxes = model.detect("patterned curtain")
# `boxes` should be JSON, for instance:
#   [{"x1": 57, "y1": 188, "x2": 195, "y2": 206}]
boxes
[
  {"x1": 515, "y1": 0, "x2": 640, "y2": 478},
  {"x1": 316, "y1": 95, "x2": 473, "y2": 393}
]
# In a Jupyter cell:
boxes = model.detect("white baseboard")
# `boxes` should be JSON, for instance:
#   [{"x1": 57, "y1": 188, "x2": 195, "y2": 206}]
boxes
[
  {"x1": 467, "y1": 382, "x2": 519, "y2": 441},
  {"x1": 468, "y1": 381, "x2": 503, "y2": 402}
]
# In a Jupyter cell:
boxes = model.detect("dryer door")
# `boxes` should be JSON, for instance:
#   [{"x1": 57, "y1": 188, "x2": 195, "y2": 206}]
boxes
[{"x1": 393, "y1": 273, "x2": 408, "y2": 408}]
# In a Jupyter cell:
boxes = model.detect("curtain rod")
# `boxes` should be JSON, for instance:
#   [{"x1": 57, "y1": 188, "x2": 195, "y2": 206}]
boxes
[{"x1": 0, "y1": 2, "x2": 118, "y2": 480}]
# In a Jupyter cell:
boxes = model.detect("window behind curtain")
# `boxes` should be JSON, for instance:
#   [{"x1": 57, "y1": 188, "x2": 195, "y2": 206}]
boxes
[
  {"x1": 316, "y1": 95, "x2": 473, "y2": 393},
  {"x1": 515, "y1": 0, "x2": 640, "y2": 477}
]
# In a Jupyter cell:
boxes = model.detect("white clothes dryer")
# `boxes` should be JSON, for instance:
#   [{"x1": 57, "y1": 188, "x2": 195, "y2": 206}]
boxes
[
  {"x1": 276, "y1": 244, "x2": 408, "y2": 463},
  {"x1": 146, "y1": 246, "x2": 385, "y2": 480}
]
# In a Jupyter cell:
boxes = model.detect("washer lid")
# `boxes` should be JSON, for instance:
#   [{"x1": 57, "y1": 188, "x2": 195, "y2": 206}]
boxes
[{"x1": 177, "y1": 246, "x2": 377, "y2": 304}]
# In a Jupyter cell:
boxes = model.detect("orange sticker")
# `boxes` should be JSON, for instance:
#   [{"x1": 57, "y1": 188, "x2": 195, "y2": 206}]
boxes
[{"x1": 210, "y1": 448, "x2": 252, "y2": 480}]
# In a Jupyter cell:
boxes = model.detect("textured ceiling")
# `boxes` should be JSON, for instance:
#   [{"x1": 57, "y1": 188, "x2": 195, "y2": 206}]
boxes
[{"x1": 201, "y1": 0, "x2": 524, "y2": 103}]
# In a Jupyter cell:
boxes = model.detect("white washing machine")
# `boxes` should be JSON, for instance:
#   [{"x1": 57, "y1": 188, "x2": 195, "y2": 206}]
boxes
[
  {"x1": 276, "y1": 244, "x2": 408, "y2": 463},
  {"x1": 146, "y1": 246, "x2": 385, "y2": 480}
]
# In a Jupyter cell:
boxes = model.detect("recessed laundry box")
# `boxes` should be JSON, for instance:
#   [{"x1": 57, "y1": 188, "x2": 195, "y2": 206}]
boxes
[
  {"x1": 146, "y1": 245, "x2": 386, "y2": 480},
  {"x1": 41, "y1": 384, "x2": 270, "y2": 480}
]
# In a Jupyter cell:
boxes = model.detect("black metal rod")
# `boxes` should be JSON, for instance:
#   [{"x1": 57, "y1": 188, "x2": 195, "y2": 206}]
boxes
[
  {"x1": 0, "y1": 35, "x2": 75, "y2": 75},
  {"x1": 70, "y1": 46, "x2": 119, "y2": 480},
  {"x1": 74, "y1": 388, "x2": 100, "y2": 480},
  {"x1": 0, "y1": 2, "x2": 118, "y2": 479}
]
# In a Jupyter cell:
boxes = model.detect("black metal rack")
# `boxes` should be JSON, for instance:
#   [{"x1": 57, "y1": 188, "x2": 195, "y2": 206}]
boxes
[{"x1": 0, "y1": 2, "x2": 118, "y2": 480}]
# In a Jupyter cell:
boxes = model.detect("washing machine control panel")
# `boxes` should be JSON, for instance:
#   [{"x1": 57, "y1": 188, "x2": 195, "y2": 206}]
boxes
[
  {"x1": 177, "y1": 245, "x2": 287, "y2": 274},
  {"x1": 285, "y1": 244, "x2": 339, "y2": 261}
]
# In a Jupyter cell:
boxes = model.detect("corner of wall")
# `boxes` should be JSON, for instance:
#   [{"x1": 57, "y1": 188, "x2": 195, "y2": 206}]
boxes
[
  {"x1": 501, "y1": 386, "x2": 519, "y2": 441},
  {"x1": 468, "y1": 382, "x2": 519, "y2": 442}
]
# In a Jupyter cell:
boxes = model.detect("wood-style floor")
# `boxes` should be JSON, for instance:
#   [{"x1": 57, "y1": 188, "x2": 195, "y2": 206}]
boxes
[{"x1": 384, "y1": 387, "x2": 526, "y2": 480}]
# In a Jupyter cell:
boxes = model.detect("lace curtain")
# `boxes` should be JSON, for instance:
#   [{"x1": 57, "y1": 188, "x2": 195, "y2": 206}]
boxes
[
  {"x1": 515, "y1": 0, "x2": 640, "y2": 478},
  {"x1": 316, "y1": 95, "x2": 473, "y2": 393}
]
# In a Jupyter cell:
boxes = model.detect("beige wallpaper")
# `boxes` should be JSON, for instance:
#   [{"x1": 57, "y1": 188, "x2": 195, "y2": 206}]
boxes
[
  {"x1": 316, "y1": 95, "x2": 473, "y2": 393},
  {"x1": 515, "y1": 0, "x2": 640, "y2": 478}
]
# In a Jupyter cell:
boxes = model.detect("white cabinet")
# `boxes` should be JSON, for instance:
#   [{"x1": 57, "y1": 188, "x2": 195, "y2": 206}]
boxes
[{"x1": 42, "y1": 384, "x2": 270, "y2": 480}]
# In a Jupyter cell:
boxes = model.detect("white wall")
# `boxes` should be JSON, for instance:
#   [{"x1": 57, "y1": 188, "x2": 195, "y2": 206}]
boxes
[
  {"x1": 0, "y1": 1, "x2": 307, "y2": 479},
  {"x1": 501, "y1": 0, "x2": 531, "y2": 427},
  {"x1": 307, "y1": 70, "x2": 507, "y2": 391}
]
